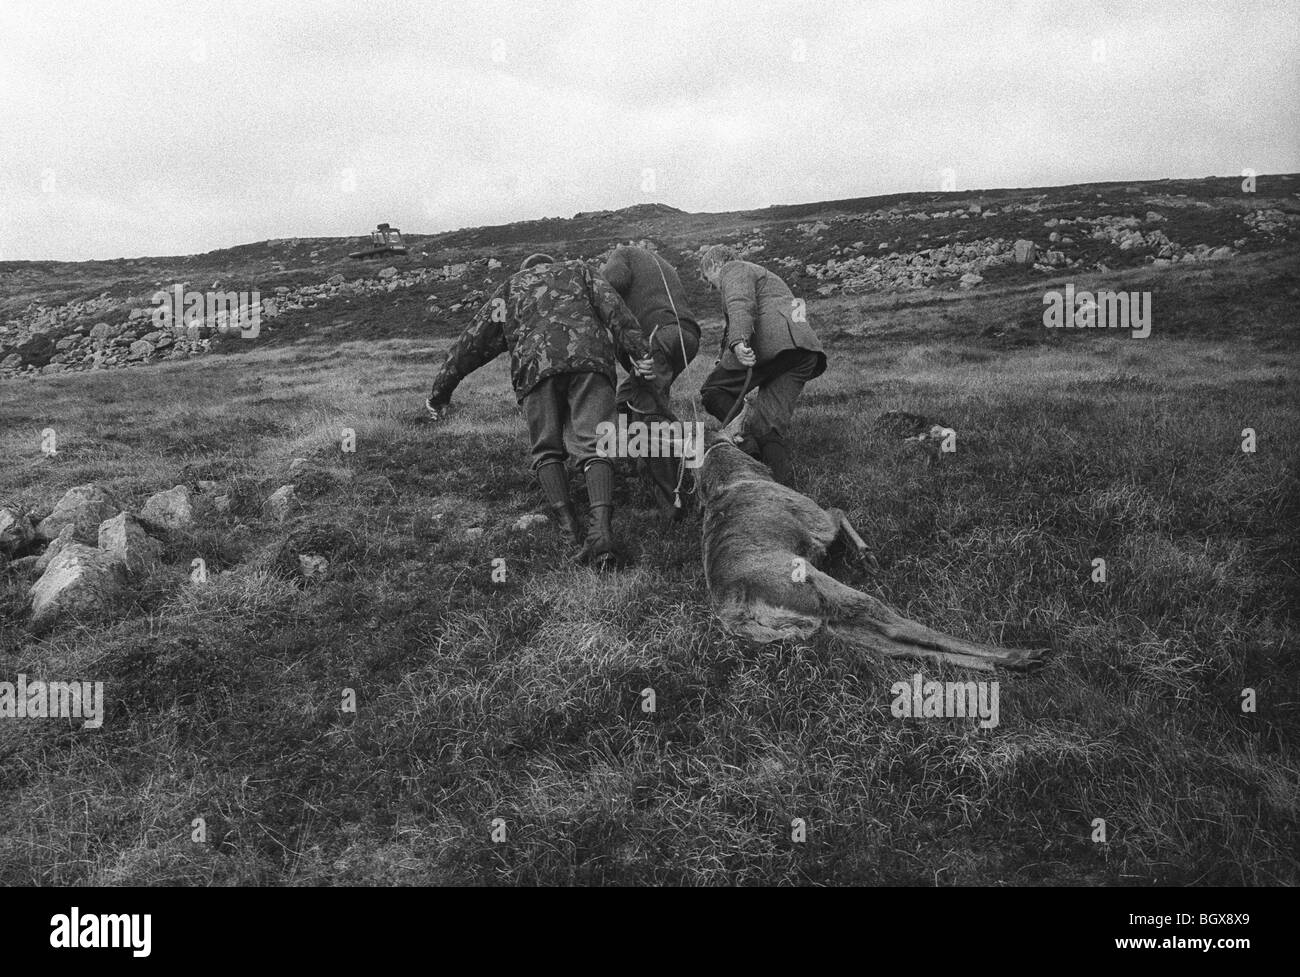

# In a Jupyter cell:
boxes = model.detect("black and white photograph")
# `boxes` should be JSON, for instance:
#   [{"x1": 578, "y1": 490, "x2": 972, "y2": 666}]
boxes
[{"x1": 0, "y1": 0, "x2": 1295, "y2": 945}]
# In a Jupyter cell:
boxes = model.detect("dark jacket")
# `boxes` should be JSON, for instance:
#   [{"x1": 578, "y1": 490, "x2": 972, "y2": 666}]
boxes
[
  {"x1": 429, "y1": 260, "x2": 648, "y2": 405},
  {"x1": 716, "y1": 260, "x2": 825, "y2": 374},
  {"x1": 600, "y1": 247, "x2": 699, "y2": 337}
]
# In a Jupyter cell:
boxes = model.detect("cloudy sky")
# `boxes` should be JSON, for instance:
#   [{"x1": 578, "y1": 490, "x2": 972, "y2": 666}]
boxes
[{"x1": 1, "y1": 0, "x2": 1296, "y2": 261}]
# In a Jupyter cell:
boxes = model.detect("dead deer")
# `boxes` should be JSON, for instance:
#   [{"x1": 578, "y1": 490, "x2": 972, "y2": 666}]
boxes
[{"x1": 698, "y1": 438, "x2": 1047, "y2": 672}]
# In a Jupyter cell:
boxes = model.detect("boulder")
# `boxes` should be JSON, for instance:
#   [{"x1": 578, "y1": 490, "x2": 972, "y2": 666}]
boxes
[
  {"x1": 327, "y1": 273, "x2": 345, "y2": 286},
  {"x1": 140, "y1": 485, "x2": 196, "y2": 530},
  {"x1": 263, "y1": 484, "x2": 299, "y2": 522},
  {"x1": 0, "y1": 507, "x2": 38, "y2": 555},
  {"x1": 128, "y1": 339, "x2": 155, "y2": 360},
  {"x1": 37, "y1": 484, "x2": 121, "y2": 542},
  {"x1": 377, "y1": 266, "x2": 398, "y2": 280},
  {"x1": 297, "y1": 554, "x2": 329, "y2": 580},
  {"x1": 30, "y1": 543, "x2": 126, "y2": 626},
  {"x1": 1012, "y1": 239, "x2": 1038, "y2": 265},
  {"x1": 34, "y1": 524, "x2": 76, "y2": 572},
  {"x1": 98, "y1": 512, "x2": 163, "y2": 573},
  {"x1": 959, "y1": 272, "x2": 984, "y2": 289},
  {"x1": 89, "y1": 322, "x2": 112, "y2": 339}
]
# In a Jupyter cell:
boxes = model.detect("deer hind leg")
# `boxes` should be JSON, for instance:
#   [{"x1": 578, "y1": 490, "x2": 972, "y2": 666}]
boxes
[
  {"x1": 807, "y1": 567, "x2": 1046, "y2": 672},
  {"x1": 824, "y1": 507, "x2": 869, "y2": 562}
]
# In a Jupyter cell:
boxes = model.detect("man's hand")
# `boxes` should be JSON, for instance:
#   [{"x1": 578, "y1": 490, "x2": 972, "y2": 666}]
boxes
[
  {"x1": 731, "y1": 341, "x2": 757, "y2": 367},
  {"x1": 632, "y1": 355, "x2": 656, "y2": 379},
  {"x1": 425, "y1": 397, "x2": 450, "y2": 422}
]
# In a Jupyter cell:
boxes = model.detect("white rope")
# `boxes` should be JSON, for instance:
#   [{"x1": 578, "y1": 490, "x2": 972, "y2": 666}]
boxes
[{"x1": 647, "y1": 251, "x2": 700, "y2": 509}]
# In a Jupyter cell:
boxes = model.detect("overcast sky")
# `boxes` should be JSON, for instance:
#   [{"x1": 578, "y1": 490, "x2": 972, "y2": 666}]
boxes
[{"x1": 1, "y1": 0, "x2": 1296, "y2": 261}]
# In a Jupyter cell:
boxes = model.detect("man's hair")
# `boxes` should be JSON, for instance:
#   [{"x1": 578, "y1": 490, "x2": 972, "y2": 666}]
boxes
[
  {"x1": 700, "y1": 244, "x2": 738, "y2": 276},
  {"x1": 520, "y1": 253, "x2": 555, "y2": 272}
]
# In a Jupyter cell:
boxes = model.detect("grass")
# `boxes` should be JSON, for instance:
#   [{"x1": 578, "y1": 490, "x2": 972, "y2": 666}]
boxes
[{"x1": 0, "y1": 247, "x2": 1297, "y2": 886}]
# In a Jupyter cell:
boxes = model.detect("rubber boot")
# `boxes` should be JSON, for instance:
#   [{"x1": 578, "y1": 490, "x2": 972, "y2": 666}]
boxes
[
  {"x1": 580, "y1": 459, "x2": 616, "y2": 568},
  {"x1": 537, "y1": 461, "x2": 581, "y2": 546},
  {"x1": 759, "y1": 437, "x2": 793, "y2": 486}
]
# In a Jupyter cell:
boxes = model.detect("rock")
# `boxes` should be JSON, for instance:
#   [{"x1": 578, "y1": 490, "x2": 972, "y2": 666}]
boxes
[
  {"x1": 141, "y1": 485, "x2": 196, "y2": 530},
  {"x1": 37, "y1": 484, "x2": 121, "y2": 542},
  {"x1": 959, "y1": 272, "x2": 984, "y2": 289},
  {"x1": 512, "y1": 513, "x2": 550, "y2": 532},
  {"x1": 263, "y1": 484, "x2": 299, "y2": 522},
  {"x1": 297, "y1": 554, "x2": 329, "y2": 580},
  {"x1": 1, "y1": 353, "x2": 21, "y2": 369},
  {"x1": 213, "y1": 495, "x2": 231, "y2": 514},
  {"x1": 1209, "y1": 246, "x2": 1233, "y2": 260},
  {"x1": 129, "y1": 308, "x2": 150, "y2": 321},
  {"x1": 465, "y1": 527, "x2": 484, "y2": 540},
  {"x1": 88, "y1": 324, "x2": 109, "y2": 341},
  {"x1": 377, "y1": 266, "x2": 398, "y2": 280},
  {"x1": 34, "y1": 524, "x2": 76, "y2": 573},
  {"x1": 30, "y1": 543, "x2": 126, "y2": 626},
  {"x1": 0, "y1": 507, "x2": 38, "y2": 555},
  {"x1": 128, "y1": 339, "x2": 155, "y2": 360},
  {"x1": 98, "y1": 512, "x2": 163, "y2": 573},
  {"x1": 327, "y1": 273, "x2": 345, "y2": 286},
  {"x1": 487, "y1": 258, "x2": 502, "y2": 270},
  {"x1": 1013, "y1": 239, "x2": 1038, "y2": 265}
]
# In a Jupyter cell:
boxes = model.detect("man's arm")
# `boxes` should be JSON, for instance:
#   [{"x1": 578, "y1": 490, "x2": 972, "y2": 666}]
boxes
[
  {"x1": 588, "y1": 268, "x2": 649, "y2": 361},
  {"x1": 428, "y1": 281, "x2": 510, "y2": 407},
  {"x1": 719, "y1": 263, "x2": 757, "y2": 350}
]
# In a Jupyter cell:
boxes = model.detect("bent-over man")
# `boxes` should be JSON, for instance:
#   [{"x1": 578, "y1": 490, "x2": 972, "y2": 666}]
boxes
[
  {"x1": 599, "y1": 245, "x2": 701, "y2": 511},
  {"x1": 426, "y1": 253, "x2": 652, "y2": 567},
  {"x1": 697, "y1": 244, "x2": 826, "y2": 485}
]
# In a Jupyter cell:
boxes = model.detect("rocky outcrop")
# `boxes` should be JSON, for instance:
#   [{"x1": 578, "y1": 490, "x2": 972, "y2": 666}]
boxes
[
  {"x1": 140, "y1": 485, "x2": 197, "y2": 530},
  {"x1": 29, "y1": 543, "x2": 127, "y2": 626},
  {"x1": 98, "y1": 512, "x2": 163, "y2": 573},
  {"x1": 0, "y1": 507, "x2": 38, "y2": 555},
  {"x1": 36, "y1": 484, "x2": 121, "y2": 543},
  {"x1": 263, "y1": 484, "x2": 299, "y2": 522}
]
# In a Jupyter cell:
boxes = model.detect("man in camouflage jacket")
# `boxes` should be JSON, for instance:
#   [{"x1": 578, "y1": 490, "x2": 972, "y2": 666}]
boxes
[{"x1": 426, "y1": 253, "x2": 653, "y2": 566}]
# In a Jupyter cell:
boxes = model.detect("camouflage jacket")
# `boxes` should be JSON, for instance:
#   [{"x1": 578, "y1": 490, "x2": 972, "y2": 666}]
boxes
[{"x1": 428, "y1": 260, "x2": 649, "y2": 405}]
